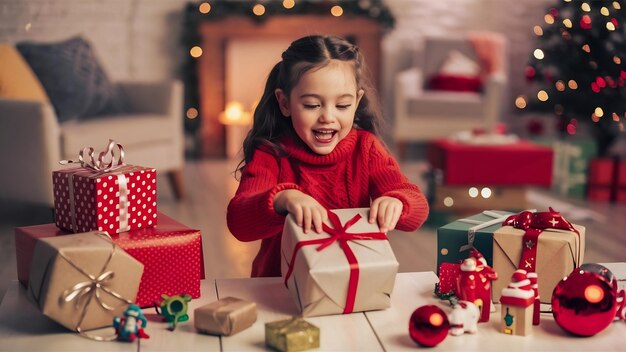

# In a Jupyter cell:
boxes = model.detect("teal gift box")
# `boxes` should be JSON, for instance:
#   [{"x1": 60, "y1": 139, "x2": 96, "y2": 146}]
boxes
[{"x1": 436, "y1": 210, "x2": 514, "y2": 274}]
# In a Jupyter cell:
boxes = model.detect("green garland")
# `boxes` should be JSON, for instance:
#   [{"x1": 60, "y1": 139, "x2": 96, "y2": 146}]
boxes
[
  {"x1": 180, "y1": 1, "x2": 396, "y2": 153},
  {"x1": 188, "y1": 0, "x2": 395, "y2": 28}
]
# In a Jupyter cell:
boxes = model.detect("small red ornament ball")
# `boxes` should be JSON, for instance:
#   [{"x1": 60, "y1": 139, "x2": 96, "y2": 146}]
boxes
[
  {"x1": 408, "y1": 305, "x2": 450, "y2": 347},
  {"x1": 552, "y1": 264, "x2": 620, "y2": 336}
]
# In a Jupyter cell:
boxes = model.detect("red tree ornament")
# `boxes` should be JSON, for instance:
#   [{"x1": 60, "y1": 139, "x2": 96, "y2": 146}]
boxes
[
  {"x1": 552, "y1": 263, "x2": 626, "y2": 336},
  {"x1": 409, "y1": 305, "x2": 450, "y2": 347}
]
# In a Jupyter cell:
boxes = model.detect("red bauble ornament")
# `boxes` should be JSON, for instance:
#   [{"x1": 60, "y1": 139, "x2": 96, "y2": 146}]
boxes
[
  {"x1": 527, "y1": 118, "x2": 544, "y2": 135},
  {"x1": 409, "y1": 305, "x2": 450, "y2": 347},
  {"x1": 524, "y1": 66, "x2": 536, "y2": 80},
  {"x1": 552, "y1": 263, "x2": 626, "y2": 336}
]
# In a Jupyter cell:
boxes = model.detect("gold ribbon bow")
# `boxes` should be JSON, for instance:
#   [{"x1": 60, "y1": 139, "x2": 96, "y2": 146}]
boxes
[{"x1": 60, "y1": 139, "x2": 125, "y2": 173}]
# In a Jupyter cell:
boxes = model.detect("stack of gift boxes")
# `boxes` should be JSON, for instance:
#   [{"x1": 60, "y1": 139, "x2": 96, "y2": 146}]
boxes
[
  {"x1": 14, "y1": 153, "x2": 206, "y2": 333},
  {"x1": 427, "y1": 138, "x2": 553, "y2": 213},
  {"x1": 436, "y1": 208, "x2": 586, "y2": 337}
]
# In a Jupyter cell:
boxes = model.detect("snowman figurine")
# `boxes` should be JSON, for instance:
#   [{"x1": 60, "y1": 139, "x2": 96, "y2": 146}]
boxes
[{"x1": 113, "y1": 304, "x2": 150, "y2": 342}]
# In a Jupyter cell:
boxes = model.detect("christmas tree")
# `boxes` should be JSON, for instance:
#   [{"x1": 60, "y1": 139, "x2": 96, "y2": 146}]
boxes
[{"x1": 518, "y1": 0, "x2": 625, "y2": 156}]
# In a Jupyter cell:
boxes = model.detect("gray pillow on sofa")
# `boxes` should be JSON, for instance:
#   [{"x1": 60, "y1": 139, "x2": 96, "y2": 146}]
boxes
[{"x1": 17, "y1": 36, "x2": 126, "y2": 122}]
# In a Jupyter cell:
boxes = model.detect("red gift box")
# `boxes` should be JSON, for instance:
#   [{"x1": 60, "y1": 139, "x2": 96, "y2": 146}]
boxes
[
  {"x1": 587, "y1": 157, "x2": 626, "y2": 202},
  {"x1": 15, "y1": 212, "x2": 204, "y2": 307},
  {"x1": 53, "y1": 166, "x2": 157, "y2": 234},
  {"x1": 428, "y1": 139, "x2": 553, "y2": 186}
]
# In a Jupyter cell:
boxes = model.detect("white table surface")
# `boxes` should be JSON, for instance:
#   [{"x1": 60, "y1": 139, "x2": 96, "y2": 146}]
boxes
[{"x1": 1, "y1": 263, "x2": 624, "y2": 351}]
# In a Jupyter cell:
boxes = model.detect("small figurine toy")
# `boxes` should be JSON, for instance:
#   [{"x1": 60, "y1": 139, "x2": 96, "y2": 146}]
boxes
[
  {"x1": 448, "y1": 301, "x2": 480, "y2": 336},
  {"x1": 500, "y1": 269, "x2": 534, "y2": 336},
  {"x1": 113, "y1": 304, "x2": 150, "y2": 342},
  {"x1": 156, "y1": 293, "x2": 192, "y2": 331}
]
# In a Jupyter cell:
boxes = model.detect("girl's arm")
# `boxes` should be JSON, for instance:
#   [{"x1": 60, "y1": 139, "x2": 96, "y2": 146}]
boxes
[
  {"x1": 226, "y1": 149, "x2": 301, "y2": 242},
  {"x1": 367, "y1": 137, "x2": 430, "y2": 232}
]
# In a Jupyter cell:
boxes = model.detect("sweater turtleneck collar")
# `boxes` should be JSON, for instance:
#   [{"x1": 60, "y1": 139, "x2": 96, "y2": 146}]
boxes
[{"x1": 280, "y1": 129, "x2": 358, "y2": 165}]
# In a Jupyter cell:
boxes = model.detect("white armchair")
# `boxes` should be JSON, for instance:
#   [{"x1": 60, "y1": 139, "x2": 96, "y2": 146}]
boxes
[
  {"x1": 393, "y1": 35, "x2": 507, "y2": 155},
  {"x1": 0, "y1": 80, "x2": 185, "y2": 206}
]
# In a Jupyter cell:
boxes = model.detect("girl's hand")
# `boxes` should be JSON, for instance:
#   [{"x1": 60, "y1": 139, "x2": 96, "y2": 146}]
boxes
[
  {"x1": 274, "y1": 190, "x2": 328, "y2": 234},
  {"x1": 369, "y1": 196, "x2": 403, "y2": 233}
]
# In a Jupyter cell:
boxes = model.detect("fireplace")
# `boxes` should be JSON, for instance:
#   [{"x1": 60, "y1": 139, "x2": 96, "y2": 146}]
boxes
[{"x1": 196, "y1": 15, "x2": 382, "y2": 157}]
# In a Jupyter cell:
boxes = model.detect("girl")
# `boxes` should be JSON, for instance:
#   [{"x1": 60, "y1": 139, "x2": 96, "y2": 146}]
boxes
[{"x1": 227, "y1": 35, "x2": 429, "y2": 277}]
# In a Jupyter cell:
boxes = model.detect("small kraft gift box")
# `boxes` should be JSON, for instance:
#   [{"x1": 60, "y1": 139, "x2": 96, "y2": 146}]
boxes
[
  {"x1": 194, "y1": 297, "x2": 257, "y2": 336},
  {"x1": 281, "y1": 208, "x2": 398, "y2": 317},
  {"x1": 16, "y1": 212, "x2": 205, "y2": 307},
  {"x1": 491, "y1": 209, "x2": 585, "y2": 304},
  {"x1": 53, "y1": 140, "x2": 157, "y2": 235},
  {"x1": 27, "y1": 232, "x2": 143, "y2": 332}
]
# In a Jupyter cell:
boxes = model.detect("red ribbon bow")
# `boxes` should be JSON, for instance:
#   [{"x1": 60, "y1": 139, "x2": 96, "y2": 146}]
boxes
[
  {"x1": 502, "y1": 207, "x2": 579, "y2": 235},
  {"x1": 283, "y1": 210, "x2": 388, "y2": 314}
]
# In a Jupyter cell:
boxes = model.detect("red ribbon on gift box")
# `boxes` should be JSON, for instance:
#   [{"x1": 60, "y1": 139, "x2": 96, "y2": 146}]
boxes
[
  {"x1": 502, "y1": 207, "x2": 579, "y2": 325},
  {"x1": 284, "y1": 210, "x2": 388, "y2": 314}
]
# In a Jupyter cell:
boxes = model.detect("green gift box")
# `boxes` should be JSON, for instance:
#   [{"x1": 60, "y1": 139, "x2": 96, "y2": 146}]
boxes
[
  {"x1": 265, "y1": 317, "x2": 320, "y2": 352},
  {"x1": 436, "y1": 210, "x2": 514, "y2": 273},
  {"x1": 533, "y1": 137, "x2": 597, "y2": 199}
]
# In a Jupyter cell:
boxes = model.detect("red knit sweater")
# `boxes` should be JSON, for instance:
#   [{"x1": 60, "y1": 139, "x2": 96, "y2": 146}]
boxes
[{"x1": 227, "y1": 129, "x2": 429, "y2": 277}]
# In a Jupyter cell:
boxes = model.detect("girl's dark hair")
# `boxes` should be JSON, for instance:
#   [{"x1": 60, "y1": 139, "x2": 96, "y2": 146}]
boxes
[{"x1": 236, "y1": 35, "x2": 384, "y2": 175}]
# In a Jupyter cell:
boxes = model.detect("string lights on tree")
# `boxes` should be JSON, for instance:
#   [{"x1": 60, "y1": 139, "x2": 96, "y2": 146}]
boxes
[{"x1": 517, "y1": 0, "x2": 626, "y2": 156}]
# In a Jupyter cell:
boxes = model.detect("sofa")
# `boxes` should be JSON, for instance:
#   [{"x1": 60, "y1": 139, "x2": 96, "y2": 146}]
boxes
[{"x1": 0, "y1": 39, "x2": 185, "y2": 206}]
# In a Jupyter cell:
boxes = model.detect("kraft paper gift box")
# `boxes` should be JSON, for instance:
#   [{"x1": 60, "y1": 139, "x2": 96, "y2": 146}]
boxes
[
  {"x1": 437, "y1": 210, "x2": 514, "y2": 273},
  {"x1": 265, "y1": 317, "x2": 320, "y2": 352},
  {"x1": 16, "y1": 212, "x2": 204, "y2": 307},
  {"x1": 194, "y1": 297, "x2": 257, "y2": 336},
  {"x1": 53, "y1": 165, "x2": 157, "y2": 235},
  {"x1": 492, "y1": 222, "x2": 585, "y2": 304},
  {"x1": 27, "y1": 232, "x2": 143, "y2": 332},
  {"x1": 281, "y1": 208, "x2": 398, "y2": 317}
]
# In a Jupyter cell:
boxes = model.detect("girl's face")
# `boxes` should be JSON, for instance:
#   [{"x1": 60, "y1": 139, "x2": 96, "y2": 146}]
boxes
[{"x1": 275, "y1": 60, "x2": 364, "y2": 155}]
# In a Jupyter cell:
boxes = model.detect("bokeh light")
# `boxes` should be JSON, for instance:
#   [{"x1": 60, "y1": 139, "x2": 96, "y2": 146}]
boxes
[
  {"x1": 253, "y1": 4, "x2": 266, "y2": 16},
  {"x1": 190, "y1": 46, "x2": 203, "y2": 58},
  {"x1": 199, "y1": 2, "x2": 211, "y2": 14},
  {"x1": 331, "y1": 5, "x2": 343, "y2": 17}
]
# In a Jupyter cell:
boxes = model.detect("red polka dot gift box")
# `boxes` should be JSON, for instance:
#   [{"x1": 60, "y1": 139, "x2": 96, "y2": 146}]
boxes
[
  {"x1": 15, "y1": 212, "x2": 205, "y2": 307},
  {"x1": 53, "y1": 166, "x2": 158, "y2": 235}
]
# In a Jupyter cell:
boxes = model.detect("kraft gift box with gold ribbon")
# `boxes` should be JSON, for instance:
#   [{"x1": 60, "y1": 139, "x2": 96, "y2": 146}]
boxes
[
  {"x1": 27, "y1": 232, "x2": 143, "y2": 332},
  {"x1": 281, "y1": 208, "x2": 398, "y2": 317},
  {"x1": 53, "y1": 165, "x2": 157, "y2": 234},
  {"x1": 16, "y1": 212, "x2": 204, "y2": 307}
]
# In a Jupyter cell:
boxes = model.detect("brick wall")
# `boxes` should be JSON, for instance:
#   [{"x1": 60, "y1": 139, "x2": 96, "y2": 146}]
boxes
[
  {"x1": 0, "y1": 0, "x2": 187, "y2": 81},
  {"x1": 0, "y1": 0, "x2": 551, "y2": 121}
]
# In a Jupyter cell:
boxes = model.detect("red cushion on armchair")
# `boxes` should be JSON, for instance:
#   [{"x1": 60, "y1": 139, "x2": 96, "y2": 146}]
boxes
[{"x1": 428, "y1": 74, "x2": 483, "y2": 92}]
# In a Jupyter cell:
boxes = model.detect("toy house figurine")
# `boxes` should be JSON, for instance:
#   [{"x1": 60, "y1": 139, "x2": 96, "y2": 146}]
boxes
[{"x1": 500, "y1": 269, "x2": 535, "y2": 336}]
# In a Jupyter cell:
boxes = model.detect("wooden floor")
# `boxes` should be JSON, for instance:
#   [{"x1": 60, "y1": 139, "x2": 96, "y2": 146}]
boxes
[{"x1": 1, "y1": 159, "x2": 625, "y2": 302}]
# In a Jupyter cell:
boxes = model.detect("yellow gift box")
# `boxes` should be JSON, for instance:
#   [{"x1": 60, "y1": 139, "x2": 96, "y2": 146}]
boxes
[
  {"x1": 281, "y1": 208, "x2": 398, "y2": 317},
  {"x1": 265, "y1": 317, "x2": 320, "y2": 352}
]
